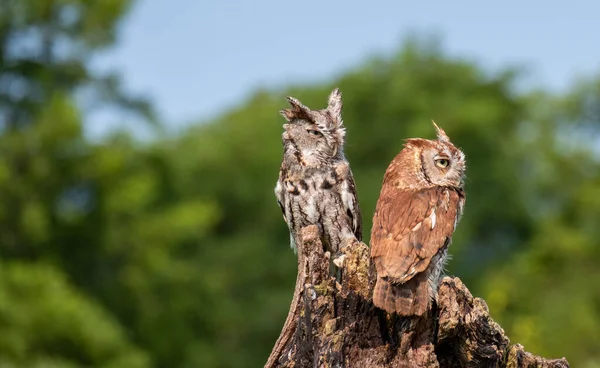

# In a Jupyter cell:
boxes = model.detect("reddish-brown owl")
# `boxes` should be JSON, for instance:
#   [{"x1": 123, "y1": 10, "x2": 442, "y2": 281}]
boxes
[{"x1": 370, "y1": 122, "x2": 466, "y2": 316}]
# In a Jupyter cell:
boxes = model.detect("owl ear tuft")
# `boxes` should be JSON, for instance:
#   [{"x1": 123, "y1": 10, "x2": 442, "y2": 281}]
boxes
[
  {"x1": 281, "y1": 96, "x2": 312, "y2": 122},
  {"x1": 432, "y1": 120, "x2": 450, "y2": 142},
  {"x1": 279, "y1": 109, "x2": 295, "y2": 121},
  {"x1": 327, "y1": 88, "x2": 343, "y2": 127}
]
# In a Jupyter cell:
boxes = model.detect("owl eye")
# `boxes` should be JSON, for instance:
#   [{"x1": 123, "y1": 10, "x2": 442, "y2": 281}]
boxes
[
  {"x1": 307, "y1": 129, "x2": 321, "y2": 136},
  {"x1": 435, "y1": 158, "x2": 450, "y2": 168}
]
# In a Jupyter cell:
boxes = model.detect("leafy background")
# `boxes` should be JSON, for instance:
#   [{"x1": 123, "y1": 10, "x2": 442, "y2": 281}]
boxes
[{"x1": 1, "y1": 1, "x2": 599, "y2": 367}]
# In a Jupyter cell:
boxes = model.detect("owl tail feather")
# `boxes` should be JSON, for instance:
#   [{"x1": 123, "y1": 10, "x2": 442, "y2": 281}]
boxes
[{"x1": 373, "y1": 272, "x2": 431, "y2": 316}]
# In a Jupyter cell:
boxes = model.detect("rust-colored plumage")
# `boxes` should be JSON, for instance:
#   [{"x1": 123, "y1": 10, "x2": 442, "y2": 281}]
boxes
[{"x1": 370, "y1": 122, "x2": 466, "y2": 316}]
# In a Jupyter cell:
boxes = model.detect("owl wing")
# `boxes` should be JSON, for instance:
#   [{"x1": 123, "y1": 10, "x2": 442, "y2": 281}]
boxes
[
  {"x1": 274, "y1": 180, "x2": 287, "y2": 223},
  {"x1": 341, "y1": 171, "x2": 362, "y2": 242},
  {"x1": 335, "y1": 162, "x2": 362, "y2": 242},
  {"x1": 275, "y1": 178, "x2": 298, "y2": 250},
  {"x1": 370, "y1": 186, "x2": 463, "y2": 284}
]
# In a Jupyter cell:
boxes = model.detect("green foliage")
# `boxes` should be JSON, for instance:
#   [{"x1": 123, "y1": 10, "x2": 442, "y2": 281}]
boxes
[
  {"x1": 0, "y1": 2, "x2": 599, "y2": 367},
  {"x1": 0, "y1": 0, "x2": 153, "y2": 128},
  {"x1": 483, "y1": 82, "x2": 600, "y2": 366},
  {"x1": 0, "y1": 260, "x2": 149, "y2": 367}
]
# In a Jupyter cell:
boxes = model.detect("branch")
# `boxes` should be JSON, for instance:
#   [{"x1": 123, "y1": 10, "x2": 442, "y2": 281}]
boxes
[{"x1": 266, "y1": 225, "x2": 569, "y2": 368}]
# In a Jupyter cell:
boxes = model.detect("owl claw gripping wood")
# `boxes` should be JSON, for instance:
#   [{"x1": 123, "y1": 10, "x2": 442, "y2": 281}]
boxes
[
  {"x1": 274, "y1": 88, "x2": 362, "y2": 259},
  {"x1": 370, "y1": 121, "x2": 466, "y2": 316}
]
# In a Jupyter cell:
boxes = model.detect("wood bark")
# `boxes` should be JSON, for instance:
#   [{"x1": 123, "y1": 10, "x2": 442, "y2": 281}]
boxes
[{"x1": 266, "y1": 225, "x2": 569, "y2": 368}]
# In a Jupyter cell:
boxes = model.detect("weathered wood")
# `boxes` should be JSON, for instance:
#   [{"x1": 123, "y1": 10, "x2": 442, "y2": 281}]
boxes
[{"x1": 266, "y1": 225, "x2": 569, "y2": 368}]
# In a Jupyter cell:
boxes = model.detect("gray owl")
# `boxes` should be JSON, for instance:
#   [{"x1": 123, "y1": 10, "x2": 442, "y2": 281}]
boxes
[{"x1": 274, "y1": 88, "x2": 362, "y2": 256}]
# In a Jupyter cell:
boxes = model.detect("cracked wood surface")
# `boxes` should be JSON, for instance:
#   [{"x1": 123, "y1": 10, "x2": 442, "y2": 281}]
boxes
[{"x1": 266, "y1": 225, "x2": 569, "y2": 368}]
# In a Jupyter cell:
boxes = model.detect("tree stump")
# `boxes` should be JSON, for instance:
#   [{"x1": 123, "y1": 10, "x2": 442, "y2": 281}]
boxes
[{"x1": 266, "y1": 225, "x2": 569, "y2": 368}]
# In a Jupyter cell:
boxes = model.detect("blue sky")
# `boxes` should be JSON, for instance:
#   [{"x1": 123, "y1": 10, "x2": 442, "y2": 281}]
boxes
[{"x1": 91, "y1": 0, "x2": 599, "y2": 136}]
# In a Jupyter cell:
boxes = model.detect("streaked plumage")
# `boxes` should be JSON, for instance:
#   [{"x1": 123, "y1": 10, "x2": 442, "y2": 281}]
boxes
[{"x1": 275, "y1": 89, "x2": 362, "y2": 256}]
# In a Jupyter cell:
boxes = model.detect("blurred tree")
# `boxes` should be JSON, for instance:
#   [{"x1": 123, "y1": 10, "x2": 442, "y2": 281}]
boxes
[
  {"x1": 0, "y1": 0, "x2": 154, "y2": 129},
  {"x1": 0, "y1": 0, "x2": 156, "y2": 260},
  {"x1": 483, "y1": 78, "x2": 600, "y2": 367},
  {"x1": 0, "y1": 0, "x2": 159, "y2": 366},
  {"x1": 1, "y1": 3, "x2": 598, "y2": 365},
  {"x1": 0, "y1": 260, "x2": 149, "y2": 367}
]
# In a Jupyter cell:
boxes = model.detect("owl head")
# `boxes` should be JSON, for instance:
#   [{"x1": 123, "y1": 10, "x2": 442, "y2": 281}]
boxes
[
  {"x1": 396, "y1": 122, "x2": 466, "y2": 189},
  {"x1": 279, "y1": 88, "x2": 346, "y2": 165}
]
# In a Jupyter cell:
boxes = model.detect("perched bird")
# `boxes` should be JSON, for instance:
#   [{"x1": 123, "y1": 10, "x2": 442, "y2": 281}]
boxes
[
  {"x1": 370, "y1": 122, "x2": 466, "y2": 316},
  {"x1": 274, "y1": 88, "x2": 362, "y2": 255}
]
